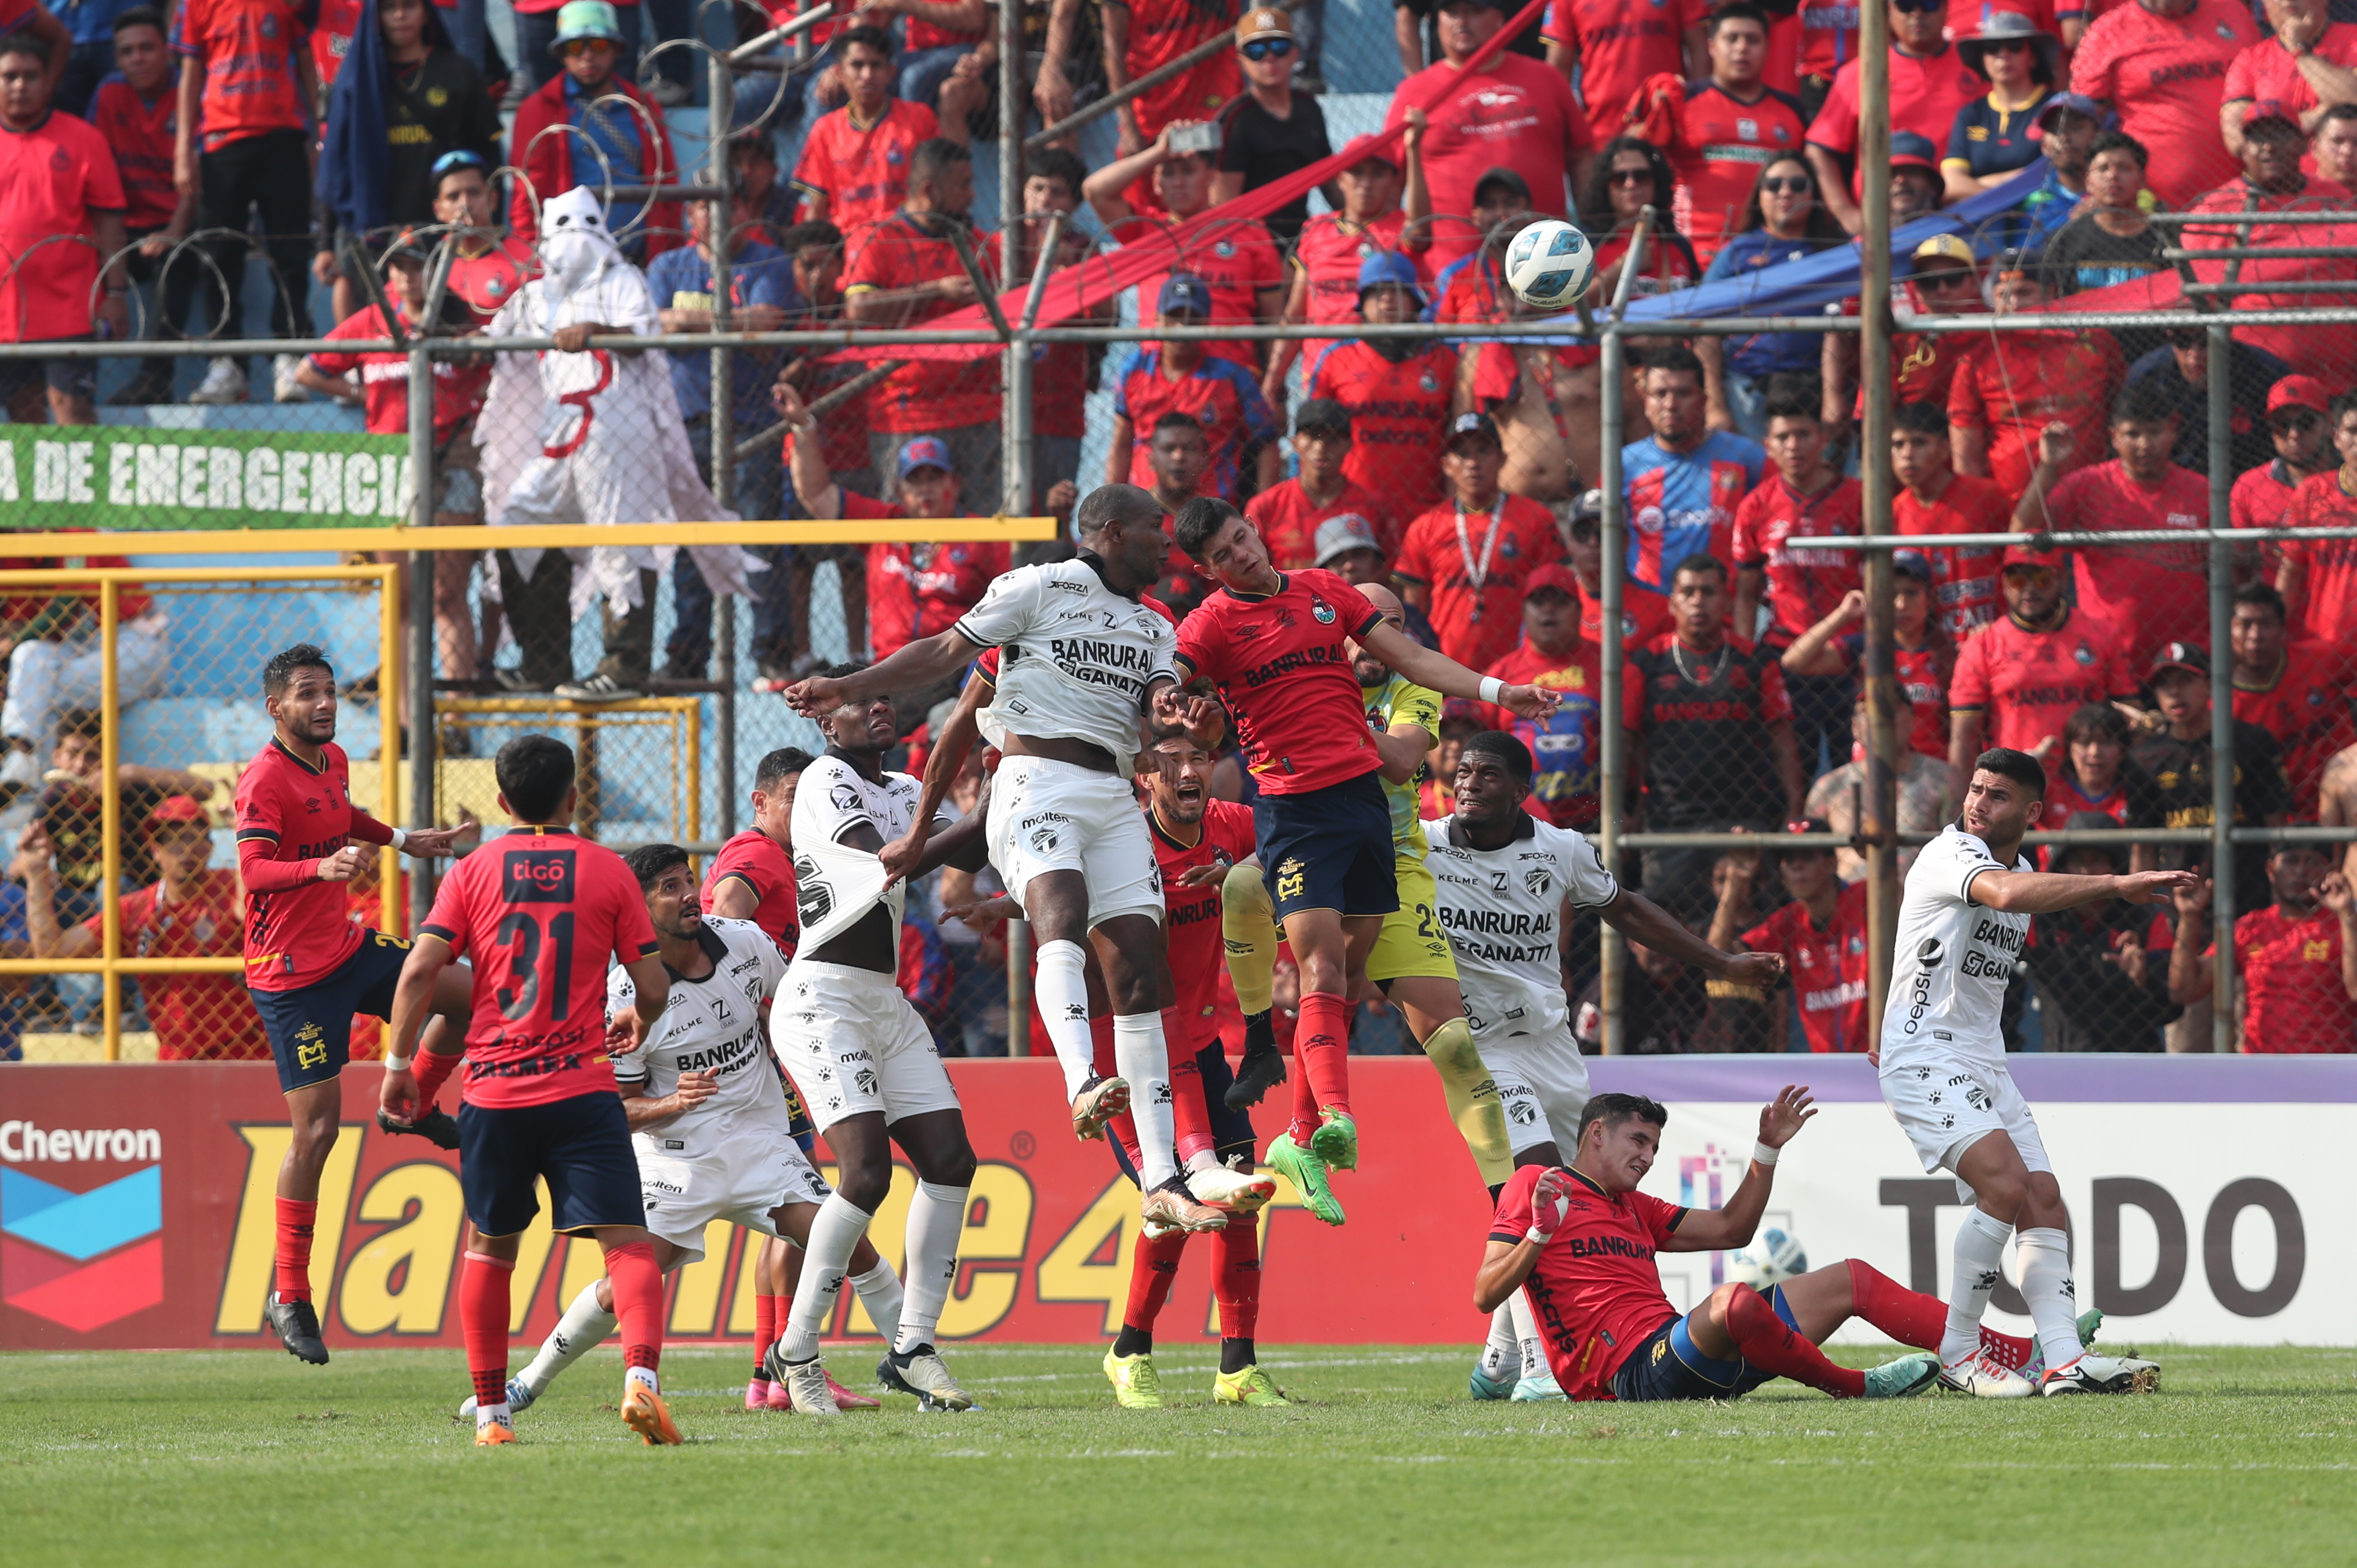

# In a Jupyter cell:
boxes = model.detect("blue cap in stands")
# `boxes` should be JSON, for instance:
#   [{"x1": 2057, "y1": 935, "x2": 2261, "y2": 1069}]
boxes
[
  {"x1": 1158, "y1": 272, "x2": 1214, "y2": 317},
  {"x1": 898, "y1": 437, "x2": 955, "y2": 478},
  {"x1": 1889, "y1": 132, "x2": 1939, "y2": 173},
  {"x1": 2033, "y1": 91, "x2": 2109, "y2": 132},
  {"x1": 1891, "y1": 549, "x2": 1935, "y2": 583},
  {"x1": 1356, "y1": 249, "x2": 1426, "y2": 305},
  {"x1": 552, "y1": 0, "x2": 626, "y2": 50}
]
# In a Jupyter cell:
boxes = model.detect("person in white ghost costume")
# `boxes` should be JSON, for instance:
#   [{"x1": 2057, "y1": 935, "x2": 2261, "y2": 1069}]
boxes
[{"x1": 476, "y1": 186, "x2": 756, "y2": 700}]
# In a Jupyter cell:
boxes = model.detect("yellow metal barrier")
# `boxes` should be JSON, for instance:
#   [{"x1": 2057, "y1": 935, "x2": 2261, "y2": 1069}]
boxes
[
  {"x1": 0, "y1": 517, "x2": 1059, "y2": 556},
  {"x1": 438, "y1": 696, "x2": 702, "y2": 845}
]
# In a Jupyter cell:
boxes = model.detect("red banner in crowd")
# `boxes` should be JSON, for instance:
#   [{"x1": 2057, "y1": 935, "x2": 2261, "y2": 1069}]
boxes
[{"x1": 0, "y1": 1061, "x2": 1494, "y2": 1351}]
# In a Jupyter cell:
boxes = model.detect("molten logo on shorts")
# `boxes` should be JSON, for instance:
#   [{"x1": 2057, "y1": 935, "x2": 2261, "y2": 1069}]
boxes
[{"x1": 502, "y1": 849, "x2": 576, "y2": 903}]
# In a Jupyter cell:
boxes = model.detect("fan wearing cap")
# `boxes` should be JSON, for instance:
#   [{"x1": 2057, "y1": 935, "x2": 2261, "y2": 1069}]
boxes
[
  {"x1": 2228, "y1": 580, "x2": 2357, "y2": 817},
  {"x1": 1825, "y1": 235, "x2": 1979, "y2": 431},
  {"x1": 1947, "y1": 256, "x2": 2123, "y2": 504},
  {"x1": 1246, "y1": 400, "x2": 1397, "y2": 568},
  {"x1": 1211, "y1": 8, "x2": 1334, "y2": 247},
  {"x1": 1083, "y1": 121, "x2": 1288, "y2": 371},
  {"x1": 1424, "y1": 166, "x2": 1536, "y2": 321},
  {"x1": 1941, "y1": 11, "x2": 2059, "y2": 204},
  {"x1": 1707, "y1": 819, "x2": 1870, "y2": 1052},
  {"x1": 507, "y1": 1, "x2": 683, "y2": 255},
  {"x1": 2126, "y1": 641, "x2": 2297, "y2": 921},
  {"x1": 1541, "y1": 0, "x2": 1703, "y2": 123},
  {"x1": 2017, "y1": 812, "x2": 2180, "y2": 1052},
  {"x1": 2275, "y1": 391, "x2": 2357, "y2": 649},
  {"x1": 1468, "y1": 561, "x2": 1603, "y2": 829},
  {"x1": 2231, "y1": 375, "x2": 2337, "y2": 555},
  {"x1": 1562, "y1": 489, "x2": 1674, "y2": 647},
  {"x1": 1382, "y1": 0, "x2": 1596, "y2": 269},
  {"x1": 1948, "y1": 542, "x2": 2141, "y2": 779},
  {"x1": 1664, "y1": 4, "x2": 1810, "y2": 266},
  {"x1": 14, "y1": 795, "x2": 268, "y2": 1063},
  {"x1": 1261, "y1": 135, "x2": 1409, "y2": 403},
  {"x1": 2168, "y1": 837, "x2": 2357, "y2": 1053},
  {"x1": 1303, "y1": 254, "x2": 1456, "y2": 510},
  {"x1": 1785, "y1": 547, "x2": 1955, "y2": 763},
  {"x1": 1802, "y1": 0, "x2": 1982, "y2": 233},
  {"x1": 1396, "y1": 412, "x2": 1569, "y2": 672},
  {"x1": 2179, "y1": 100, "x2": 2357, "y2": 385},
  {"x1": 2069, "y1": 0, "x2": 2259, "y2": 209},
  {"x1": 2123, "y1": 320, "x2": 2294, "y2": 480},
  {"x1": 2221, "y1": 0, "x2": 2357, "y2": 162},
  {"x1": 2013, "y1": 93, "x2": 2110, "y2": 251},
  {"x1": 1109, "y1": 273, "x2": 1282, "y2": 503}
]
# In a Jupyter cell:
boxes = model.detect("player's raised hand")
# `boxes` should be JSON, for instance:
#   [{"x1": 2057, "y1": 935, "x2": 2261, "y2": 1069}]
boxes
[
  {"x1": 1496, "y1": 684, "x2": 1563, "y2": 721},
  {"x1": 1525, "y1": 1166, "x2": 1575, "y2": 1244},
  {"x1": 2106, "y1": 927, "x2": 2149, "y2": 985},
  {"x1": 2036, "y1": 419, "x2": 2074, "y2": 469},
  {"x1": 316, "y1": 844, "x2": 364, "y2": 883},
  {"x1": 2119, "y1": 867, "x2": 2202, "y2": 906},
  {"x1": 404, "y1": 810, "x2": 481, "y2": 859},
  {"x1": 1718, "y1": 949, "x2": 1786, "y2": 989},
  {"x1": 2170, "y1": 874, "x2": 2213, "y2": 917},
  {"x1": 1757, "y1": 1084, "x2": 1816, "y2": 1149},
  {"x1": 670, "y1": 1069, "x2": 719, "y2": 1110},
  {"x1": 783, "y1": 675, "x2": 844, "y2": 716}
]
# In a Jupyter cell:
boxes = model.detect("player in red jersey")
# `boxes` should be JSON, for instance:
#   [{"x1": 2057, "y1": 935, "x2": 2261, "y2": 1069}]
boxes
[
  {"x1": 376, "y1": 736, "x2": 675, "y2": 1444},
  {"x1": 1709, "y1": 822, "x2": 1870, "y2": 1053},
  {"x1": 234, "y1": 645, "x2": 478, "y2": 1365},
  {"x1": 1474, "y1": 1090, "x2": 2121, "y2": 1402},
  {"x1": 2276, "y1": 394, "x2": 2357, "y2": 648},
  {"x1": 1303, "y1": 253, "x2": 1456, "y2": 510},
  {"x1": 1948, "y1": 547, "x2": 2141, "y2": 777},
  {"x1": 1170, "y1": 497, "x2": 1561, "y2": 1206},
  {"x1": 2228, "y1": 583, "x2": 2357, "y2": 817}
]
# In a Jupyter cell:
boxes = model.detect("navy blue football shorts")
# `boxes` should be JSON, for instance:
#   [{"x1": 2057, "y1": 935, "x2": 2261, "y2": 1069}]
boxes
[
  {"x1": 252, "y1": 928, "x2": 412, "y2": 1095},
  {"x1": 1611, "y1": 1287, "x2": 1800, "y2": 1402},
  {"x1": 456, "y1": 1092, "x2": 646, "y2": 1237},
  {"x1": 1254, "y1": 771, "x2": 1397, "y2": 923}
]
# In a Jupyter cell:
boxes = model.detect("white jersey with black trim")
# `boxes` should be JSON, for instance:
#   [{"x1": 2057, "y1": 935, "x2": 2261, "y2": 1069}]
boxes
[
  {"x1": 1880, "y1": 823, "x2": 2032, "y2": 1068},
  {"x1": 608, "y1": 915, "x2": 790, "y2": 1160},
  {"x1": 1424, "y1": 811, "x2": 1620, "y2": 1042},
  {"x1": 952, "y1": 554, "x2": 1177, "y2": 778},
  {"x1": 789, "y1": 752, "x2": 944, "y2": 956}
]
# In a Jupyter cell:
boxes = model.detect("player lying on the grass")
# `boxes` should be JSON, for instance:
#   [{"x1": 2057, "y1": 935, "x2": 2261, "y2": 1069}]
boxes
[
  {"x1": 784, "y1": 482, "x2": 1229, "y2": 1235},
  {"x1": 766, "y1": 667, "x2": 996, "y2": 1414},
  {"x1": 1880, "y1": 747, "x2": 2180, "y2": 1398},
  {"x1": 1475, "y1": 1091, "x2": 2126, "y2": 1404},
  {"x1": 452, "y1": 844, "x2": 902, "y2": 1422},
  {"x1": 1432, "y1": 731, "x2": 1786, "y2": 1403},
  {"x1": 238, "y1": 643, "x2": 480, "y2": 1365},
  {"x1": 1216, "y1": 584, "x2": 1515, "y2": 1233},
  {"x1": 1169, "y1": 497, "x2": 1563, "y2": 1223},
  {"x1": 379, "y1": 736, "x2": 681, "y2": 1446}
]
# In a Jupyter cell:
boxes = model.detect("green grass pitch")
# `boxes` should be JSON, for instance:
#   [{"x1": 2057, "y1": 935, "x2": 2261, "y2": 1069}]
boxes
[{"x1": 6, "y1": 1344, "x2": 2355, "y2": 1565}]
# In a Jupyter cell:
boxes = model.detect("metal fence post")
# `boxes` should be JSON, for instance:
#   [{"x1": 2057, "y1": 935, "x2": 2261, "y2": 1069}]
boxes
[
  {"x1": 379, "y1": 563, "x2": 403, "y2": 934},
  {"x1": 99, "y1": 579, "x2": 119, "y2": 1061},
  {"x1": 1856, "y1": 0, "x2": 1899, "y2": 1028},
  {"x1": 2206, "y1": 318, "x2": 2238, "y2": 1052},
  {"x1": 1597, "y1": 322, "x2": 1626, "y2": 1056},
  {"x1": 408, "y1": 345, "x2": 436, "y2": 927},
  {"x1": 710, "y1": 42, "x2": 739, "y2": 844},
  {"x1": 1002, "y1": 9, "x2": 1033, "y2": 1057}
]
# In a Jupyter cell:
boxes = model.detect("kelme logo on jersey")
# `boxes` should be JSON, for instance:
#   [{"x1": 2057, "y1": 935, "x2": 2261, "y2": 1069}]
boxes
[{"x1": 502, "y1": 850, "x2": 575, "y2": 903}]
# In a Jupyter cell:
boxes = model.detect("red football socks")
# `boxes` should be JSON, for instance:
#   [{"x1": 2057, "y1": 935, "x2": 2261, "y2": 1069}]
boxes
[
  {"x1": 1288, "y1": 990, "x2": 1352, "y2": 1142},
  {"x1": 1723, "y1": 1279, "x2": 1865, "y2": 1398},
  {"x1": 273, "y1": 1198, "x2": 317, "y2": 1303},
  {"x1": 413, "y1": 1048, "x2": 458, "y2": 1109},
  {"x1": 1124, "y1": 1229, "x2": 1188, "y2": 1335},
  {"x1": 1214, "y1": 1211, "x2": 1261, "y2": 1343},
  {"x1": 1844, "y1": 1259, "x2": 2034, "y2": 1367},
  {"x1": 753, "y1": 1293, "x2": 782, "y2": 1375},
  {"x1": 459, "y1": 1250, "x2": 513, "y2": 1404},
  {"x1": 604, "y1": 1239, "x2": 665, "y2": 1375},
  {"x1": 1170, "y1": 1048, "x2": 1214, "y2": 1165}
]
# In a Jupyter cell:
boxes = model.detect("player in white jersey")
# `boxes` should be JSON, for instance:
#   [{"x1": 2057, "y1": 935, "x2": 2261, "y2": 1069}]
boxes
[
  {"x1": 458, "y1": 845, "x2": 904, "y2": 1420},
  {"x1": 784, "y1": 484, "x2": 1227, "y2": 1237},
  {"x1": 766, "y1": 666, "x2": 995, "y2": 1414},
  {"x1": 1879, "y1": 747, "x2": 2180, "y2": 1398},
  {"x1": 1427, "y1": 730, "x2": 1787, "y2": 1403}
]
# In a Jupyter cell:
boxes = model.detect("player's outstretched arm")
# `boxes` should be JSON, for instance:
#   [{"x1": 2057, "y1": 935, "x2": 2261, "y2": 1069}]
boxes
[
  {"x1": 1600, "y1": 886, "x2": 1786, "y2": 989},
  {"x1": 380, "y1": 934, "x2": 457, "y2": 1121},
  {"x1": 781, "y1": 629, "x2": 982, "y2": 718},
  {"x1": 881, "y1": 665, "x2": 991, "y2": 887},
  {"x1": 1663, "y1": 1087, "x2": 1815, "y2": 1253},
  {"x1": 1359, "y1": 620, "x2": 1561, "y2": 721},
  {"x1": 1969, "y1": 865, "x2": 2199, "y2": 916}
]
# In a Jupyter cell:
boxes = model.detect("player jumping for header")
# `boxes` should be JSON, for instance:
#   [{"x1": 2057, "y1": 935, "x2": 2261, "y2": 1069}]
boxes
[
  {"x1": 235, "y1": 642, "x2": 479, "y2": 1365},
  {"x1": 1166, "y1": 498, "x2": 1561, "y2": 1216},
  {"x1": 1881, "y1": 747, "x2": 2175, "y2": 1397}
]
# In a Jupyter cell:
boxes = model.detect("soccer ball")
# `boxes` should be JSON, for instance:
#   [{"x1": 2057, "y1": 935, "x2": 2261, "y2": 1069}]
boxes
[
  {"x1": 1728, "y1": 1228, "x2": 1808, "y2": 1288},
  {"x1": 1502, "y1": 219, "x2": 1597, "y2": 310}
]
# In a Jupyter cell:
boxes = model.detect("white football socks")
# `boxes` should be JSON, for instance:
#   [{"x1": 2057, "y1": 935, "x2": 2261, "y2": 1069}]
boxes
[
  {"x1": 1480, "y1": 1303, "x2": 1518, "y2": 1382},
  {"x1": 1942, "y1": 1207, "x2": 2014, "y2": 1365},
  {"x1": 1034, "y1": 939, "x2": 1096, "y2": 1098},
  {"x1": 2015, "y1": 1226, "x2": 2083, "y2": 1371},
  {"x1": 1507, "y1": 1290, "x2": 1544, "y2": 1380},
  {"x1": 782, "y1": 1193, "x2": 872, "y2": 1363},
  {"x1": 1112, "y1": 1011, "x2": 1177, "y2": 1188},
  {"x1": 849, "y1": 1258, "x2": 905, "y2": 1348},
  {"x1": 517, "y1": 1280, "x2": 616, "y2": 1396},
  {"x1": 894, "y1": 1179, "x2": 968, "y2": 1353}
]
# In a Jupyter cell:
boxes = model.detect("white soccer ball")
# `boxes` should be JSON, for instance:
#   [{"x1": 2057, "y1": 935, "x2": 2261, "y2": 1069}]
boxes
[
  {"x1": 1728, "y1": 1227, "x2": 1808, "y2": 1288},
  {"x1": 1502, "y1": 219, "x2": 1597, "y2": 310}
]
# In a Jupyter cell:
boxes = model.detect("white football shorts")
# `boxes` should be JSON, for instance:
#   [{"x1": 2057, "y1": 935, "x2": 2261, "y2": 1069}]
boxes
[
  {"x1": 986, "y1": 753, "x2": 1163, "y2": 929},
  {"x1": 632, "y1": 1124, "x2": 831, "y2": 1265},
  {"x1": 1477, "y1": 1023, "x2": 1593, "y2": 1156},
  {"x1": 1879, "y1": 1050, "x2": 2053, "y2": 1201},
  {"x1": 771, "y1": 959, "x2": 962, "y2": 1134}
]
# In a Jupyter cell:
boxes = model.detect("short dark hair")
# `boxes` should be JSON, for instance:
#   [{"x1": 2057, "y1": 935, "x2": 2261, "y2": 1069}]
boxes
[
  {"x1": 1152, "y1": 411, "x2": 1205, "y2": 441},
  {"x1": 777, "y1": 219, "x2": 841, "y2": 254},
  {"x1": 1763, "y1": 373, "x2": 1823, "y2": 424},
  {"x1": 1173, "y1": 496, "x2": 1243, "y2": 559},
  {"x1": 2324, "y1": 101, "x2": 2357, "y2": 126},
  {"x1": 2330, "y1": 390, "x2": 2357, "y2": 430},
  {"x1": 622, "y1": 842, "x2": 691, "y2": 890},
  {"x1": 839, "y1": 23, "x2": 894, "y2": 57},
  {"x1": 263, "y1": 643, "x2": 333, "y2": 697},
  {"x1": 1973, "y1": 746, "x2": 2047, "y2": 800},
  {"x1": 2113, "y1": 379, "x2": 2180, "y2": 427},
  {"x1": 111, "y1": 5, "x2": 165, "y2": 35},
  {"x1": 0, "y1": 30, "x2": 51, "y2": 65},
  {"x1": 909, "y1": 137, "x2": 969, "y2": 188},
  {"x1": 1576, "y1": 1092, "x2": 1669, "y2": 1150},
  {"x1": 2062, "y1": 702, "x2": 2130, "y2": 749},
  {"x1": 1710, "y1": 1, "x2": 1769, "y2": 34},
  {"x1": 1460, "y1": 730, "x2": 1532, "y2": 783},
  {"x1": 1892, "y1": 399, "x2": 1948, "y2": 438},
  {"x1": 1075, "y1": 481, "x2": 1162, "y2": 540},
  {"x1": 814, "y1": 659, "x2": 869, "y2": 685},
  {"x1": 1028, "y1": 147, "x2": 1088, "y2": 200},
  {"x1": 57, "y1": 708, "x2": 101, "y2": 743},
  {"x1": 1642, "y1": 344, "x2": 1705, "y2": 385},
  {"x1": 2235, "y1": 580, "x2": 2288, "y2": 622},
  {"x1": 2087, "y1": 129, "x2": 2148, "y2": 169},
  {"x1": 1670, "y1": 551, "x2": 1727, "y2": 588},
  {"x1": 496, "y1": 735, "x2": 577, "y2": 822},
  {"x1": 753, "y1": 746, "x2": 813, "y2": 792}
]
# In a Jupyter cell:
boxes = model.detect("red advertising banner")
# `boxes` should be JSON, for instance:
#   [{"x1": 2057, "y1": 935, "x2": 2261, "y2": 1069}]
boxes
[{"x1": 0, "y1": 1061, "x2": 1495, "y2": 1351}]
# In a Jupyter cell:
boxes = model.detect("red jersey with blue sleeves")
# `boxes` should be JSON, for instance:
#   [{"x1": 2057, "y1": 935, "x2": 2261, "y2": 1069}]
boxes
[
  {"x1": 1174, "y1": 569, "x2": 1385, "y2": 795},
  {"x1": 1621, "y1": 430, "x2": 1765, "y2": 596},
  {"x1": 233, "y1": 738, "x2": 394, "y2": 991},
  {"x1": 1492, "y1": 1163, "x2": 1687, "y2": 1400},
  {"x1": 1152, "y1": 798, "x2": 1258, "y2": 1048},
  {"x1": 419, "y1": 827, "x2": 659, "y2": 1109}
]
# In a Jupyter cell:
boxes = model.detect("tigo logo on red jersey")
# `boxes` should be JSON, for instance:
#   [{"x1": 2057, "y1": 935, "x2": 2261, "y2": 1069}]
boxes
[{"x1": 502, "y1": 849, "x2": 576, "y2": 903}]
